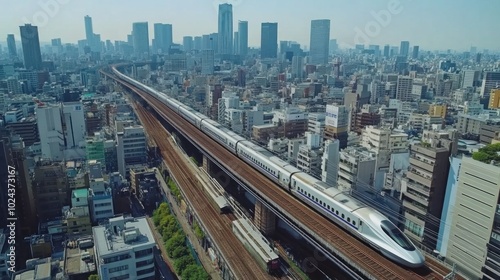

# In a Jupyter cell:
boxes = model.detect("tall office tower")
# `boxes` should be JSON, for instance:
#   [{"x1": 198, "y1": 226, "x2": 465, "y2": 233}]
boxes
[
  {"x1": 132, "y1": 22, "x2": 150, "y2": 56},
  {"x1": 261, "y1": 22, "x2": 278, "y2": 59},
  {"x1": 321, "y1": 139, "x2": 340, "y2": 187},
  {"x1": 400, "y1": 40, "x2": 410, "y2": 57},
  {"x1": 19, "y1": 24, "x2": 42, "y2": 70},
  {"x1": 7, "y1": 34, "x2": 17, "y2": 58},
  {"x1": 84, "y1": 15, "x2": 95, "y2": 50},
  {"x1": 153, "y1": 23, "x2": 173, "y2": 54},
  {"x1": 329, "y1": 39, "x2": 338, "y2": 55},
  {"x1": 396, "y1": 76, "x2": 413, "y2": 101},
  {"x1": 210, "y1": 33, "x2": 219, "y2": 53},
  {"x1": 51, "y1": 38, "x2": 61, "y2": 47},
  {"x1": 201, "y1": 50, "x2": 215, "y2": 75},
  {"x1": 193, "y1": 36, "x2": 202, "y2": 51},
  {"x1": 238, "y1": 20, "x2": 248, "y2": 56},
  {"x1": 309, "y1": 19, "x2": 330, "y2": 65},
  {"x1": 480, "y1": 71, "x2": 500, "y2": 97},
  {"x1": 383, "y1": 44, "x2": 390, "y2": 57},
  {"x1": 182, "y1": 36, "x2": 193, "y2": 53},
  {"x1": 202, "y1": 34, "x2": 211, "y2": 50},
  {"x1": 444, "y1": 156, "x2": 500, "y2": 279},
  {"x1": 291, "y1": 56, "x2": 303, "y2": 80},
  {"x1": 412, "y1": 45, "x2": 419, "y2": 59},
  {"x1": 233, "y1": 32, "x2": 239, "y2": 55},
  {"x1": 461, "y1": 69, "x2": 480, "y2": 88},
  {"x1": 218, "y1": 3, "x2": 233, "y2": 55}
]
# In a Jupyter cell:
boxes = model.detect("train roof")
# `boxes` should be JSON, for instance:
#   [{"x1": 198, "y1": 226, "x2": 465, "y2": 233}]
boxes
[
  {"x1": 324, "y1": 188, "x2": 366, "y2": 212},
  {"x1": 232, "y1": 219, "x2": 278, "y2": 262}
]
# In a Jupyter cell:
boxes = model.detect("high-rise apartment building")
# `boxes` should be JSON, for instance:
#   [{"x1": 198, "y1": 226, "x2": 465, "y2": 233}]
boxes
[
  {"x1": 291, "y1": 56, "x2": 303, "y2": 80},
  {"x1": 132, "y1": 22, "x2": 150, "y2": 56},
  {"x1": 7, "y1": 34, "x2": 17, "y2": 58},
  {"x1": 489, "y1": 88, "x2": 500, "y2": 109},
  {"x1": 238, "y1": 21, "x2": 248, "y2": 56},
  {"x1": 396, "y1": 76, "x2": 414, "y2": 102},
  {"x1": 218, "y1": 3, "x2": 233, "y2": 55},
  {"x1": 309, "y1": 19, "x2": 330, "y2": 65},
  {"x1": 401, "y1": 131, "x2": 455, "y2": 249},
  {"x1": 461, "y1": 69, "x2": 480, "y2": 88},
  {"x1": 19, "y1": 24, "x2": 42, "y2": 70},
  {"x1": 116, "y1": 122, "x2": 147, "y2": 177},
  {"x1": 153, "y1": 23, "x2": 172, "y2": 54},
  {"x1": 400, "y1": 40, "x2": 410, "y2": 57},
  {"x1": 261, "y1": 22, "x2": 278, "y2": 59}
]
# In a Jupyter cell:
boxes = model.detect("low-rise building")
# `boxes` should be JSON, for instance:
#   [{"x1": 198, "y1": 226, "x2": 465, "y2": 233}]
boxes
[{"x1": 93, "y1": 216, "x2": 156, "y2": 280}]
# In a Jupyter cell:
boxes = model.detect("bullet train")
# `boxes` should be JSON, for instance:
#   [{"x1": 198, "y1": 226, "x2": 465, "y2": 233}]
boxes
[{"x1": 112, "y1": 66, "x2": 425, "y2": 268}]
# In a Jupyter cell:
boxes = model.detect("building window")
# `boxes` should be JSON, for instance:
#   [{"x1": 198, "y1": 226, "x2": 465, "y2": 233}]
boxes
[
  {"x1": 137, "y1": 267, "x2": 155, "y2": 276},
  {"x1": 110, "y1": 275, "x2": 129, "y2": 280},
  {"x1": 109, "y1": 265, "x2": 128, "y2": 273},
  {"x1": 135, "y1": 248, "x2": 153, "y2": 258}
]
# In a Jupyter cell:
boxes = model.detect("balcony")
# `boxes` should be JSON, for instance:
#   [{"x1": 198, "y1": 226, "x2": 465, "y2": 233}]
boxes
[
  {"x1": 403, "y1": 199, "x2": 427, "y2": 216},
  {"x1": 407, "y1": 171, "x2": 432, "y2": 188},
  {"x1": 404, "y1": 191, "x2": 429, "y2": 207},
  {"x1": 409, "y1": 157, "x2": 434, "y2": 173}
]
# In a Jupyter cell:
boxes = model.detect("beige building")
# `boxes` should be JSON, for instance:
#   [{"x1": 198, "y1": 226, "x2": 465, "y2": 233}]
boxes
[{"x1": 445, "y1": 156, "x2": 500, "y2": 279}]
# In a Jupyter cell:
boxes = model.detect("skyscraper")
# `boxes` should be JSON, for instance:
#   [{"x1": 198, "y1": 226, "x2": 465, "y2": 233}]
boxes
[
  {"x1": 238, "y1": 21, "x2": 248, "y2": 56},
  {"x1": 84, "y1": 15, "x2": 94, "y2": 49},
  {"x1": 383, "y1": 44, "x2": 390, "y2": 58},
  {"x1": 19, "y1": 24, "x2": 42, "y2": 70},
  {"x1": 218, "y1": 3, "x2": 233, "y2": 55},
  {"x1": 309, "y1": 19, "x2": 330, "y2": 65},
  {"x1": 7, "y1": 34, "x2": 17, "y2": 58},
  {"x1": 400, "y1": 40, "x2": 410, "y2": 57},
  {"x1": 183, "y1": 36, "x2": 193, "y2": 53},
  {"x1": 153, "y1": 23, "x2": 172, "y2": 54},
  {"x1": 261, "y1": 22, "x2": 278, "y2": 59},
  {"x1": 412, "y1": 45, "x2": 419, "y2": 59},
  {"x1": 132, "y1": 22, "x2": 150, "y2": 56}
]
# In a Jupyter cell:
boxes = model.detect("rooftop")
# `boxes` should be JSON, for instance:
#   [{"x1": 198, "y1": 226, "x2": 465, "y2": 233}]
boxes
[
  {"x1": 72, "y1": 189, "x2": 88, "y2": 199},
  {"x1": 64, "y1": 245, "x2": 96, "y2": 275},
  {"x1": 93, "y1": 216, "x2": 154, "y2": 257}
]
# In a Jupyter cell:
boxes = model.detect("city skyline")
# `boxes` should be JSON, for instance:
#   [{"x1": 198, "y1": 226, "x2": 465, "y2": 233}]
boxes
[{"x1": 0, "y1": 0, "x2": 499, "y2": 51}]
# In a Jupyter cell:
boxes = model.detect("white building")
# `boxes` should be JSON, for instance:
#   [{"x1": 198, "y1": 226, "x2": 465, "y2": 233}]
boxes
[
  {"x1": 62, "y1": 102, "x2": 86, "y2": 148},
  {"x1": 321, "y1": 139, "x2": 339, "y2": 187},
  {"x1": 88, "y1": 162, "x2": 114, "y2": 222},
  {"x1": 337, "y1": 146, "x2": 376, "y2": 191},
  {"x1": 36, "y1": 104, "x2": 64, "y2": 161},
  {"x1": 308, "y1": 112, "x2": 325, "y2": 136},
  {"x1": 396, "y1": 76, "x2": 413, "y2": 102},
  {"x1": 93, "y1": 216, "x2": 155, "y2": 280},
  {"x1": 116, "y1": 122, "x2": 147, "y2": 177}
]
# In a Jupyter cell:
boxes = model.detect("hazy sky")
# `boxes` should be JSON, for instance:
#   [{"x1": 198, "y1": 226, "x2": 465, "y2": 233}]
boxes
[{"x1": 0, "y1": 0, "x2": 499, "y2": 51}]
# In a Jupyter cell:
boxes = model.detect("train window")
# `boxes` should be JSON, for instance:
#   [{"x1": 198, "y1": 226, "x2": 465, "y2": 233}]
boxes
[
  {"x1": 335, "y1": 210, "x2": 339, "y2": 215},
  {"x1": 353, "y1": 221, "x2": 356, "y2": 226},
  {"x1": 341, "y1": 214, "x2": 345, "y2": 219},
  {"x1": 327, "y1": 205, "x2": 330, "y2": 210},
  {"x1": 359, "y1": 221, "x2": 362, "y2": 226},
  {"x1": 380, "y1": 221, "x2": 415, "y2": 251},
  {"x1": 347, "y1": 217, "x2": 350, "y2": 223}
]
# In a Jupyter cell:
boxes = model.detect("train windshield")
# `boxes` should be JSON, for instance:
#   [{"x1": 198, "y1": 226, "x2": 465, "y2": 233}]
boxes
[{"x1": 380, "y1": 220, "x2": 415, "y2": 251}]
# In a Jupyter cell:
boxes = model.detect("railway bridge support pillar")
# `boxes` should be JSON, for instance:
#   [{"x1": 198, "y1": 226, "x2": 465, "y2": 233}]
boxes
[
  {"x1": 202, "y1": 154, "x2": 213, "y2": 174},
  {"x1": 254, "y1": 200, "x2": 276, "y2": 235}
]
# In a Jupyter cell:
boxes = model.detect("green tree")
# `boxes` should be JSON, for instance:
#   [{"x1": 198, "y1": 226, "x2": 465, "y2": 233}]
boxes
[
  {"x1": 158, "y1": 215, "x2": 177, "y2": 234},
  {"x1": 165, "y1": 232, "x2": 186, "y2": 257},
  {"x1": 171, "y1": 245, "x2": 189, "y2": 259},
  {"x1": 181, "y1": 265, "x2": 210, "y2": 280},
  {"x1": 88, "y1": 275, "x2": 100, "y2": 280},
  {"x1": 174, "y1": 255, "x2": 195, "y2": 274},
  {"x1": 193, "y1": 221, "x2": 205, "y2": 240}
]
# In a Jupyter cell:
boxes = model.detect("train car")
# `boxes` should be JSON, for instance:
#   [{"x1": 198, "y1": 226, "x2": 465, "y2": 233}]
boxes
[
  {"x1": 237, "y1": 141, "x2": 285, "y2": 182},
  {"x1": 232, "y1": 218, "x2": 280, "y2": 274},
  {"x1": 290, "y1": 173, "x2": 424, "y2": 267},
  {"x1": 200, "y1": 118, "x2": 230, "y2": 148}
]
